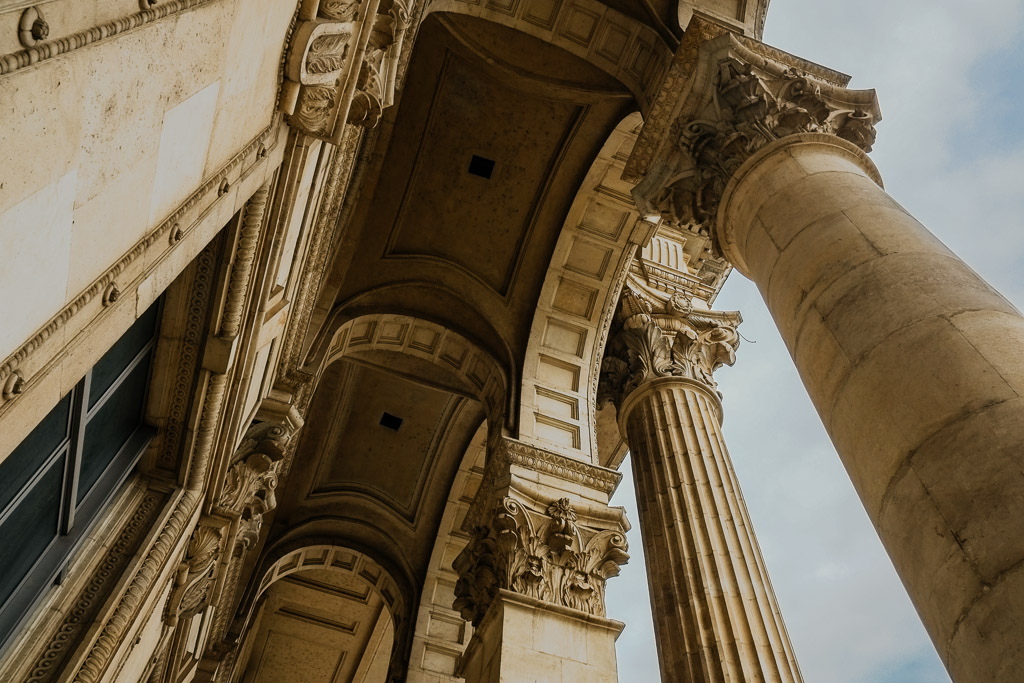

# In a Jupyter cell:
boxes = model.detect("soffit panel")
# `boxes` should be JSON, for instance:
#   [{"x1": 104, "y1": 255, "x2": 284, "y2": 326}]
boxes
[{"x1": 330, "y1": 15, "x2": 633, "y2": 371}]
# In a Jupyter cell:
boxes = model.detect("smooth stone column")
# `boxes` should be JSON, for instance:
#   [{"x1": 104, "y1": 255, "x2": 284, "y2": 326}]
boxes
[
  {"x1": 719, "y1": 132, "x2": 1024, "y2": 682},
  {"x1": 619, "y1": 375, "x2": 802, "y2": 683}
]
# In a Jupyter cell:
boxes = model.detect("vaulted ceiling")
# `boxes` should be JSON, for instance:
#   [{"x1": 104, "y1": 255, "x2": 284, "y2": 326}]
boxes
[{"x1": 255, "y1": 11, "x2": 642, "y2": 677}]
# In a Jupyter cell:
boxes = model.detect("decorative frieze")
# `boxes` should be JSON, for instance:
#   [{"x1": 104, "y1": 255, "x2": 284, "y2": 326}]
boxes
[
  {"x1": 628, "y1": 27, "x2": 880, "y2": 248},
  {"x1": 599, "y1": 286, "x2": 740, "y2": 407}
]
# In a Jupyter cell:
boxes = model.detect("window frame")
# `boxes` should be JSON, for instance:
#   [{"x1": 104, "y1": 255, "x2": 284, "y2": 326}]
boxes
[{"x1": 0, "y1": 304, "x2": 161, "y2": 649}]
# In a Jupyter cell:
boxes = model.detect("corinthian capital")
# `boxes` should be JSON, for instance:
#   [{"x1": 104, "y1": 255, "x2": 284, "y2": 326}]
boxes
[
  {"x1": 452, "y1": 440, "x2": 628, "y2": 625},
  {"x1": 627, "y1": 19, "x2": 880, "y2": 242},
  {"x1": 599, "y1": 286, "x2": 741, "y2": 407}
]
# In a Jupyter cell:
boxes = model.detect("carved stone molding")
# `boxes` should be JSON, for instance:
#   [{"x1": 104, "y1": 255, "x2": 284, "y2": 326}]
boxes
[
  {"x1": 214, "y1": 415, "x2": 301, "y2": 546},
  {"x1": 489, "y1": 437, "x2": 622, "y2": 497},
  {"x1": 599, "y1": 285, "x2": 741, "y2": 408},
  {"x1": 281, "y1": 0, "x2": 409, "y2": 142},
  {"x1": 23, "y1": 489, "x2": 165, "y2": 683},
  {"x1": 453, "y1": 494, "x2": 628, "y2": 626},
  {"x1": 628, "y1": 25, "x2": 880, "y2": 249},
  {"x1": 1, "y1": 0, "x2": 217, "y2": 76}
]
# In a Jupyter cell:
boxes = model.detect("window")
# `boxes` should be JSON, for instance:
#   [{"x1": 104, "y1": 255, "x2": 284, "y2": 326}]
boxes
[{"x1": 0, "y1": 301, "x2": 161, "y2": 648}]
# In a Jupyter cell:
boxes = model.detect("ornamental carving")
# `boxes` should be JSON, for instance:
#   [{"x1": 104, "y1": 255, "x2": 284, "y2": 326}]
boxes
[
  {"x1": 631, "y1": 31, "x2": 880, "y2": 245},
  {"x1": 453, "y1": 496, "x2": 628, "y2": 625},
  {"x1": 599, "y1": 286, "x2": 740, "y2": 407},
  {"x1": 215, "y1": 417, "x2": 300, "y2": 546},
  {"x1": 282, "y1": 0, "x2": 409, "y2": 142},
  {"x1": 165, "y1": 523, "x2": 226, "y2": 625}
]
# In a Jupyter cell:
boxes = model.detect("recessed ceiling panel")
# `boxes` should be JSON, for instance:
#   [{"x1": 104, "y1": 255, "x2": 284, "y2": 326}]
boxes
[{"x1": 383, "y1": 50, "x2": 585, "y2": 296}]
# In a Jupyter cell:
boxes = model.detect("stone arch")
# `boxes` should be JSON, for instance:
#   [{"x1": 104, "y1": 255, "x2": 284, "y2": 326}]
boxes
[
  {"x1": 421, "y1": 0, "x2": 672, "y2": 113},
  {"x1": 516, "y1": 111, "x2": 653, "y2": 463},
  {"x1": 230, "y1": 544, "x2": 409, "y2": 683},
  {"x1": 314, "y1": 312, "x2": 512, "y2": 429}
]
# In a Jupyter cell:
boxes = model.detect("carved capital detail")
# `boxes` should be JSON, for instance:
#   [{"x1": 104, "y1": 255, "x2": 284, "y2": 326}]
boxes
[
  {"x1": 215, "y1": 414, "x2": 303, "y2": 547},
  {"x1": 599, "y1": 286, "x2": 740, "y2": 407},
  {"x1": 629, "y1": 27, "x2": 881, "y2": 246},
  {"x1": 281, "y1": 0, "x2": 409, "y2": 142},
  {"x1": 453, "y1": 495, "x2": 628, "y2": 626}
]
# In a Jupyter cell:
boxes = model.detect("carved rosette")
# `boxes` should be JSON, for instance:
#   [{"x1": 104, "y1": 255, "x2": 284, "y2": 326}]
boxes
[
  {"x1": 631, "y1": 31, "x2": 880, "y2": 247},
  {"x1": 453, "y1": 495, "x2": 628, "y2": 625},
  {"x1": 599, "y1": 286, "x2": 740, "y2": 407},
  {"x1": 281, "y1": 0, "x2": 409, "y2": 142}
]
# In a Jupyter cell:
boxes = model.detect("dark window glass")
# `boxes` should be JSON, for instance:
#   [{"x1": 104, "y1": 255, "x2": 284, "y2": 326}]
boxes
[
  {"x1": 78, "y1": 353, "x2": 150, "y2": 504},
  {"x1": 89, "y1": 304, "x2": 159, "y2": 407},
  {"x1": 0, "y1": 395, "x2": 70, "y2": 510},
  {"x1": 0, "y1": 456, "x2": 62, "y2": 606},
  {"x1": 0, "y1": 298, "x2": 160, "y2": 651}
]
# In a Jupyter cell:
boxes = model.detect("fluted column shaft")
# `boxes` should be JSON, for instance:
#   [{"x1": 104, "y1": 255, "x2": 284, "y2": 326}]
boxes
[
  {"x1": 717, "y1": 133, "x2": 1024, "y2": 682},
  {"x1": 620, "y1": 376, "x2": 801, "y2": 683}
]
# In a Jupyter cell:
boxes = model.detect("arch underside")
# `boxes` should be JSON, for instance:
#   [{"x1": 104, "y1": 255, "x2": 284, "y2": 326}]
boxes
[{"x1": 242, "y1": 9, "x2": 660, "y2": 678}]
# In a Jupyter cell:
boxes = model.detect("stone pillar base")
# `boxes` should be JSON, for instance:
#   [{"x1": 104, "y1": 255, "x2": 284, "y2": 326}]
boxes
[{"x1": 457, "y1": 590, "x2": 623, "y2": 683}]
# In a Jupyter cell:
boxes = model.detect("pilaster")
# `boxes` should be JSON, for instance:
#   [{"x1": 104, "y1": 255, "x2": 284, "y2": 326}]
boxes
[{"x1": 452, "y1": 438, "x2": 628, "y2": 682}]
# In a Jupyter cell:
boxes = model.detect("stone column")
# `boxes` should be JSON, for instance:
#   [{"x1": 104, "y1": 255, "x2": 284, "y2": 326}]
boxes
[
  {"x1": 600, "y1": 288, "x2": 802, "y2": 682},
  {"x1": 630, "y1": 28, "x2": 1024, "y2": 682},
  {"x1": 452, "y1": 438, "x2": 629, "y2": 683}
]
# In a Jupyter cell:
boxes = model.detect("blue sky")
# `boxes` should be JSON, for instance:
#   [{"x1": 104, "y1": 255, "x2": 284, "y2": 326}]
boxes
[{"x1": 607, "y1": 1, "x2": 1024, "y2": 680}]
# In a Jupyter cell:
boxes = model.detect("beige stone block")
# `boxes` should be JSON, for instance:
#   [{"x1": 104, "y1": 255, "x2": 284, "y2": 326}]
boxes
[
  {"x1": 207, "y1": 0, "x2": 292, "y2": 171},
  {"x1": 0, "y1": 169, "x2": 76, "y2": 362},
  {"x1": 950, "y1": 309, "x2": 1024, "y2": 395},
  {"x1": 790, "y1": 309, "x2": 851, "y2": 414},
  {"x1": 829, "y1": 316, "x2": 1016, "y2": 511},
  {"x1": 737, "y1": 215, "x2": 780, "y2": 287},
  {"x1": 909, "y1": 397, "x2": 1024, "y2": 581},
  {"x1": 753, "y1": 170, "x2": 881, "y2": 250},
  {"x1": 67, "y1": 155, "x2": 158, "y2": 297},
  {"x1": 725, "y1": 145, "x2": 808, "y2": 233},
  {"x1": 814, "y1": 251, "x2": 1019, "y2": 363},
  {"x1": 947, "y1": 561, "x2": 1024, "y2": 683},
  {"x1": 148, "y1": 81, "x2": 222, "y2": 227},
  {"x1": 877, "y1": 466, "x2": 982, "y2": 659},
  {"x1": 71, "y1": 23, "x2": 168, "y2": 209},
  {"x1": 765, "y1": 210, "x2": 878, "y2": 344},
  {"x1": 0, "y1": 58, "x2": 81, "y2": 216},
  {"x1": 841, "y1": 202, "x2": 952, "y2": 258}
]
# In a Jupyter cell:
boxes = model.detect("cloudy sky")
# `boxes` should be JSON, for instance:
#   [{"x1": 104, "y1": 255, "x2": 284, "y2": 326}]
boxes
[{"x1": 607, "y1": 1, "x2": 1024, "y2": 680}]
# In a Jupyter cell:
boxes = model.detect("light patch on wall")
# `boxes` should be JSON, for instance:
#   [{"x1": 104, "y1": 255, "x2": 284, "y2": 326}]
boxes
[
  {"x1": 148, "y1": 81, "x2": 221, "y2": 227},
  {"x1": 0, "y1": 169, "x2": 76, "y2": 362}
]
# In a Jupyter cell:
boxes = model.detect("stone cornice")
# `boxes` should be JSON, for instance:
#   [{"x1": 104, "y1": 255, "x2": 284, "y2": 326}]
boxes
[
  {"x1": 0, "y1": 0, "x2": 218, "y2": 76},
  {"x1": 492, "y1": 438, "x2": 622, "y2": 497}
]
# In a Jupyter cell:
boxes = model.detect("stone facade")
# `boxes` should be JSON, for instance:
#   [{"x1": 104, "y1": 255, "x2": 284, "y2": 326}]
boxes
[{"x1": 0, "y1": 0, "x2": 1021, "y2": 682}]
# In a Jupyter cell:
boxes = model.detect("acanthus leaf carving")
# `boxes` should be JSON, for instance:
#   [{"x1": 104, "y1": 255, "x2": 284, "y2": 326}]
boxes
[
  {"x1": 599, "y1": 284, "x2": 741, "y2": 407},
  {"x1": 631, "y1": 32, "x2": 880, "y2": 247},
  {"x1": 282, "y1": 0, "x2": 408, "y2": 140},
  {"x1": 453, "y1": 494, "x2": 628, "y2": 626}
]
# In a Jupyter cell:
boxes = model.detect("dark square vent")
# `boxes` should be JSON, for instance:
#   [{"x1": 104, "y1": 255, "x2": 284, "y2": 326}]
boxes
[
  {"x1": 468, "y1": 155, "x2": 495, "y2": 179},
  {"x1": 380, "y1": 412, "x2": 403, "y2": 431}
]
